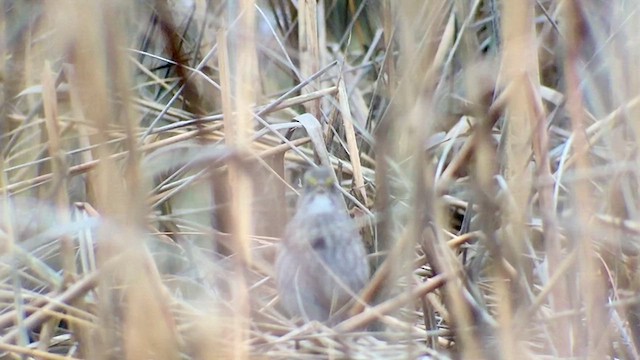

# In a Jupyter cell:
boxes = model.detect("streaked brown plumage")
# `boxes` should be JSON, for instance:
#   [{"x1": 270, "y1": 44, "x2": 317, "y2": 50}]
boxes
[{"x1": 275, "y1": 167, "x2": 370, "y2": 324}]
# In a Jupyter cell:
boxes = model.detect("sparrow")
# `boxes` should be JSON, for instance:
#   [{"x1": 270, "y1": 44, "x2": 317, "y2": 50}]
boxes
[{"x1": 275, "y1": 166, "x2": 370, "y2": 324}]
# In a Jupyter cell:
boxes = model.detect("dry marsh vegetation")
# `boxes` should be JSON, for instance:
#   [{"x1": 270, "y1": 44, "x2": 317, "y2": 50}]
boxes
[{"x1": 0, "y1": 0, "x2": 639, "y2": 359}]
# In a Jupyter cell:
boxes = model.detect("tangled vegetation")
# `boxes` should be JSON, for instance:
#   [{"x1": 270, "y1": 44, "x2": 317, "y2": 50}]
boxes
[{"x1": 0, "y1": 1, "x2": 638, "y2": 359}]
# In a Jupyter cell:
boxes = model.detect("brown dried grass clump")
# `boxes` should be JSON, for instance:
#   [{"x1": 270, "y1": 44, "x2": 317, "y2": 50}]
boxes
[{"x1": 0, "y1": 1, "x2": 639, "y2": 359}]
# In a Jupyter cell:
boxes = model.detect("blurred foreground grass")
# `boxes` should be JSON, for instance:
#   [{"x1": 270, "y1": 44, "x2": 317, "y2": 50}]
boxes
[{"x1": 0, "y1": 1, "x2": 640, "y2": 359}]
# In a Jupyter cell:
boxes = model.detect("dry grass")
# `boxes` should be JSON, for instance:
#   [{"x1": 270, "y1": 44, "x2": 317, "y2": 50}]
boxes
[{"x1": 1, "y1": 0, "x2": 640, "y2": 359}]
